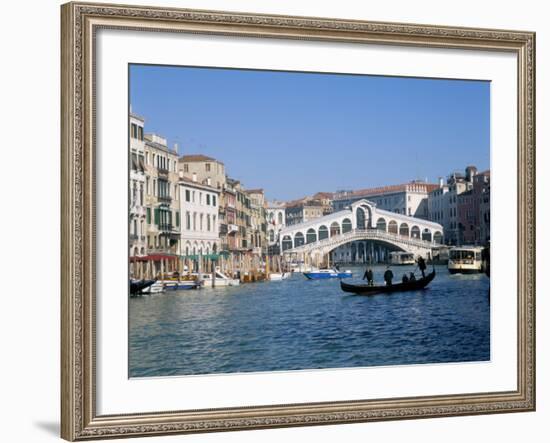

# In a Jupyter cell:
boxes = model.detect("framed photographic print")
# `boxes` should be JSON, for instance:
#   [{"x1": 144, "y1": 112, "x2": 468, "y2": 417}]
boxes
[{"x1": 61, "y1": 1, "x2": 536, "y2": 440}]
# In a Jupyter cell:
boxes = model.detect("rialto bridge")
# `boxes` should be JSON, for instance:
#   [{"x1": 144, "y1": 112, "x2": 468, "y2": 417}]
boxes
[{"x1": 279, "y1": 199, "x2": 444, "y2": 263}]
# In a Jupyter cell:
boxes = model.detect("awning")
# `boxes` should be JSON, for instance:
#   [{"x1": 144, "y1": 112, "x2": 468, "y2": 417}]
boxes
[{"x1": 129, "y1": 254, "x2": 177, "y2": 262}]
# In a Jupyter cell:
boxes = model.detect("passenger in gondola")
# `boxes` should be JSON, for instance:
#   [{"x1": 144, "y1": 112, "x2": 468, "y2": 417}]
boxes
[
  {"x1": 384, "y1": 267, "x2": 394, "y2": 286},
  {"x1": 362, "y1": 268, "x2": 374, "y2": 286},
  {"x1": 402, "y1": 274, "x2": 409, "y2": 283},
  {"x1": 409, "y1": 272, "x2": 416, "y2": 281},
  {"x1": 417, "y1": 256, "x2": 427, "y2": 278}
]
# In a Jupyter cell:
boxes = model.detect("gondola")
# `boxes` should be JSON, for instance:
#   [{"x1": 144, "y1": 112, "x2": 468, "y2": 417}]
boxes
[
  {"x1": 130, "y1": 279, "x2": 156, "y2": 296},
  {"x1": 340, "y1": 269, "x2": 436, "y2": 295}
]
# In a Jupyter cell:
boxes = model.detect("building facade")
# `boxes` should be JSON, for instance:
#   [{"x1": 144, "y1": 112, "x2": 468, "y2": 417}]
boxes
[
  {"x1": 129, "y1": 113, "x2": 147, "y2": 258},
  {"x1": 144, "y1": 133, "x2": 181, "y2": 257},
  {"x1": 246, "y1": 189, "x2": 268, "y2": 255},
  {"x1": 178, "y1": 154, "x2": 226, "y2": 191},
  {"x1": 179, "y1": 176, "x2": 220, "y2": 257},
  {"x1": 332, "y1": 181, "x2": 437, "y2": 219}
]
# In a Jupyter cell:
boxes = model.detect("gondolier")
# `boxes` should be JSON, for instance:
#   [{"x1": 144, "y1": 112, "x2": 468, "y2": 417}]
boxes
[
  {"x1": 418, "y1": 256, "x2": 427, "y2": 278},
  {"x1": 340, "y1": 268, "x2": 436, "y2": 295},
  {"x1": 384, "y1": 267, "x2": 394, "y2": 286}
]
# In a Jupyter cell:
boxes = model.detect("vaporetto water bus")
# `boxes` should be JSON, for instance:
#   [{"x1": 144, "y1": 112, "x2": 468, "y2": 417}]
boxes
[
  {"x1": 448, "y1": 246, "x2": 484, "y2": 274},
  {"x1": 389, "y1": 251, "x2": 416, "y2": 265}
]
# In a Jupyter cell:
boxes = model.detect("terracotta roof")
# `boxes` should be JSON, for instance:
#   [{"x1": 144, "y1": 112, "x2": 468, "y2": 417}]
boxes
[
  {"x1": 312, "y1": 192, "x2": 334, "y2": 199},
  {"x1": 179, "y1": 154, "x2": 220, "y2": 163},
  {"x1": 179, "y1": 176, "x2": 219, "y2": 192},
  {"x1": 335, "y1": 182, "x2": 438, "y2": 200}
]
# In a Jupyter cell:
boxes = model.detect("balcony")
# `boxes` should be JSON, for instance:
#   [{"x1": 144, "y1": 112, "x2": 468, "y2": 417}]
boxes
[
  {"x1": 158, "y1": 223, "x2": 172, "y2": 232},
  {"x1": 158, "y1": 195, "x2": 172, "y2": 203},
  {"x1": 228, "y1": 224, "x2": 238, "y2": 234},
  {"x1": 157, "y1": 166, "x2": 169, "y2": 177}
]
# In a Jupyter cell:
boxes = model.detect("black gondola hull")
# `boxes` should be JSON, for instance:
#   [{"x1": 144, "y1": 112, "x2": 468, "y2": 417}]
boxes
[{"x1": 340, "y1": 270, "x2": 436, "y2": 295}]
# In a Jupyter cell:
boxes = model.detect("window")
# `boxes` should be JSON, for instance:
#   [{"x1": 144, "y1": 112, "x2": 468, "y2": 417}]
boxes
[
  {"x1": 213, "y1": 195, "x2": 217, "y2": 206},
  {"x1": 176, "y1": 211, "x2": 180, "y2": 227},
  {"x1": 138, "y1": 126, "x2": 143, "y2": 141},
  {"x1": 205, "y1": 163, "x2": 211, "y2": 172},
  {"x1": 184, "y1": 164, "x2": 189, "y2": 173},
  {"x1": 146, "y1": 207, "x2": 151, "y2": 224},
  {"x1": 186, "y1": 211, "x2": 190, "y2": 230},
  {"x1": 146, "y1": 177, "x2": 150, "y2": 195},
  {"x1": 206, "y1": 194, "x2": 211, "y2": 205},
  {"x1": 131, "y1": 123, "x2": 137, "y2": 138},
  {"x1": 185, "y1": 190, "x2": 190, "y2": 202}
]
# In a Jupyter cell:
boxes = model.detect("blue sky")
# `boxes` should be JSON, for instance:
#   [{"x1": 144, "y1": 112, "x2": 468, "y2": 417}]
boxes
[{"x1": 130, "y1": 64, "x2": 490, "y2": 201}]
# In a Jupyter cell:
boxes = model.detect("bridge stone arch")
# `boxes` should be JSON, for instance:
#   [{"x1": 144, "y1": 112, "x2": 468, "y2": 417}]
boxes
[
  {"x1": 422, "y1": 228, "x2": 432, "y2": 242},
  {"x1": 411, "y1": 225, "x2": 421, "y2": 239},
  {"x1": 318, "y1": 225, "x2": 329, "y2": 240},
  {"x1": 434, "y1": 231, "x2": 443, "y2": 244},
  {"x1": 294, "y1": 232, "x2": 305, "y2": 247},
  {"x1": 282, "y1": 235, "x2": 293, "y2": 251},
  {"x1": 376, "y1": 217, "x2": 387, "y2": 231},
  {"x1": 306, "y1": 228, "x2": 317, "y2": 244},
  {"x1": 354, "y1": 203, "x2": 374, "y2": 229},
  {"x1": 330, "y1": 221, "x2": 340, "y2": 236},
  {"x1": 388, "y1": 220, "x2": 398, "y2": 234},
  {"x1": 342, "y1": 218, "x2": 352, "y2": 233},
  {"x1": 399, "y1": 222, "x2": 410, "y2": 237}
]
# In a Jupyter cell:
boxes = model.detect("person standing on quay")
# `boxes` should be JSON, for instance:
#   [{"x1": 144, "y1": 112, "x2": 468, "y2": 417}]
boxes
[{"x1": 384, "y1": 267, "x2": 394, "y2": 286}]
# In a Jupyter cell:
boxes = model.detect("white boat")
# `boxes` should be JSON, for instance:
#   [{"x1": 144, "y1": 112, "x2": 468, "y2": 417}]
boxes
[
  {"x1": 194, "y1": 271, "x2": 240, "y2": 287},
  {"x1": 141, "y1": 281, "x2": 165, "y2": 294},
  {"x1": 268, "y1": 272, "x2": 291, "y2": 281},
  {"x1": 389, "y1": 251, "x2": 416, "y2": 265},
  {"x1": 448, "y1": 246, "x2": 484, "y2": 274}
]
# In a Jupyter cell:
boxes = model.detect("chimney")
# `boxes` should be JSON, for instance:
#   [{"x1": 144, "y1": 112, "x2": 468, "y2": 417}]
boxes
[
  {"x1": 192, "y1": 172, "x2": 197, "y2": 182},
  {"x1": 438, "y1": 177, "x2": 444, "y2": 187}
]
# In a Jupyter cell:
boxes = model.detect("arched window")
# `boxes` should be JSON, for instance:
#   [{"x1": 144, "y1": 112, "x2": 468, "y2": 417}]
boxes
[
  {"x1": 399, "y1": 223, "x2": 409, "y2": 237},
  {"x1": 388, "y1": 220, "x2": 398, "y2": 234},
  {"x1": 269, "y1": 230, "x2": 275, "y2": 242},
  {"x1": 342, "y1": 218, "x2": 352, "y2": 233},
  {"x1": 330, "y1": 222, "x2": 340, "y2": 236},
  {"x1": 433, "y1": 231, "x2": 443, "y2": 244},
  {"x1": 306, "y1": 228, "x2": 317, "y2": 244},
  {"x1": 318, "y1": 225, "x2": 329, "y2": 240},
  {"x1": 282, "y1": 235, "x2": 293, "y2": 251},
  {"x1": 376, "y1": 218, "x2": 387, "y2": 231},
  {"x1": 213, "y1": 243, "x2": 218, "y2": 253},
  {"x1": 294, "y1": 232, "x2": 305, "y2": 247},
  {"x1": 422, "y1": 229, "x2": 432, "y2": 242},
  {"x1": 277, "y1": 212, "x2": 283, "y2": 225},
  {"x1": 411, "y1": 226, "x2": 421, "y2": 239}
]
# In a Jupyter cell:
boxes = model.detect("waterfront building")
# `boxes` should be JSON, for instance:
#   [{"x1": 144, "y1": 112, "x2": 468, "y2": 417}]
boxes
[
  {"x1": 285, "y1": 200, "x2": 325, "y2": 226},
  {"x1": 178, "y1": 175, "x2": 220, "y2": 257},
  {"x1": 457, "y1": 170, "x2": 490, "y2": 245},
  {"x1": 144, "y1": 133, "x2": 181, "y2": 258},
  {"x1": 246, "y1": 189, "x2": 268, "y2": 255},
  {"x1": 428, "y1": 166, "x2": 483, "y2": 245},
  {"x1": 332, "y1": 181, "x2": 437, "y2": 219},
  {"x1": 266, "y1": 200, "x2": 286, "y2": 254},
  {"x1": 312, "y1": 192, "x2": 334, "y2": 216},
  {"x1": 219, "y1": 181, "x2": 238, "y2": 253},
  {"x1": 129, "y1": 113, "x2": 147, "y2": 258},
  {"x1": 178, "y1": 154, "x2": 226, "y2": 191},
  {"x1": 227, "y1": 177, "x2": 252, "y2": 251}
]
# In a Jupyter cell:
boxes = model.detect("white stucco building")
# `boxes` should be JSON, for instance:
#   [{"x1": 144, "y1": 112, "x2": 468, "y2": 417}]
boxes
[
  {"x1": 179, "y1": 175, "x2": 220, "y2": 257},
  {"x1": 129, "y1": 113, "x2": 147, "y2": 257}
]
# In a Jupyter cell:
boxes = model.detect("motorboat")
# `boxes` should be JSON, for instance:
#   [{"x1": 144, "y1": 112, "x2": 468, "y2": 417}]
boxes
[
  {"x1": 340, "y1": 269, "x2": 435, "y2": 295},
  {"x1": 194, "y1": 271, "x2": 240, "y2": 287},
  {"x1": 448, "y1": 246, "x2": 484, "y2": 274},
  {"x1": 268, "y1": 272, "x2": 291, "y2": 281},
  {"x1": 389, "y1": 251, "x2": 416, "y2": 265},
  {"x1": 303, "y1": 268, "x2": 352, "y2": 279},
  {"x1": 129, "y1": 279, "x2": 156, "y2": 295}
]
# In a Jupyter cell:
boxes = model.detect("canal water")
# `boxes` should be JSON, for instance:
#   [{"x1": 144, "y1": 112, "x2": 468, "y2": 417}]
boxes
[{"x1": 129, "y1": 265, "x2": 490, "y2": 377}]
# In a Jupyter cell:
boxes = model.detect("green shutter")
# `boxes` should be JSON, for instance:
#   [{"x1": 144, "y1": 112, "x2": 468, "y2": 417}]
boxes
[
  {"x1": 154, "y1": 208, "x2": 159, "y2": 225},
  {"x1": 176, "y1": 211, "x2": 180, "y2": 227},
  {"x1": 146, "y1": 207, "x2": 151, "y2": 224}
]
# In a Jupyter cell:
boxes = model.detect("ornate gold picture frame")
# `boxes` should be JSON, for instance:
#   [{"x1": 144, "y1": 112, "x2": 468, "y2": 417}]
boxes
[{"x1": 61, "y1": 2, "x2": 535, "y2": 440}]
